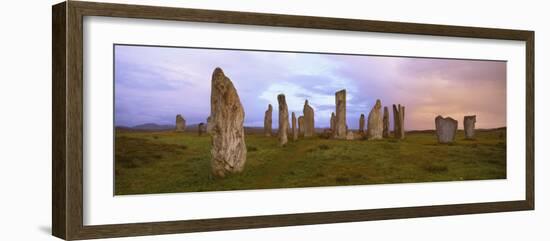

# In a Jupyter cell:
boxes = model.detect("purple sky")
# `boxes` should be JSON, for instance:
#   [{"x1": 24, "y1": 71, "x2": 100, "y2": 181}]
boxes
[{"x1": 114, "y1": 45, "x2": 506, "y2": 130}]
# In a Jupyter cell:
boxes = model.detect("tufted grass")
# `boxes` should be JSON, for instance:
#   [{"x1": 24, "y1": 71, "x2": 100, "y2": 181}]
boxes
[{"x1": 114, "y1": 128, "x2": 506, "y2": 195}]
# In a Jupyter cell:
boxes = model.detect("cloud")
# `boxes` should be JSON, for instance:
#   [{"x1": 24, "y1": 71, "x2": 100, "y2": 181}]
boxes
[{"x1": 114, "y1": 45, "x2": 506, "y2": 130}]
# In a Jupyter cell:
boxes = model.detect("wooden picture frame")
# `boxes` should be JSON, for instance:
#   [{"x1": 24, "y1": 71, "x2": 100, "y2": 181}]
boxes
[{"x1": 52, "y1": 1, "x2": 534, "y2": 240}]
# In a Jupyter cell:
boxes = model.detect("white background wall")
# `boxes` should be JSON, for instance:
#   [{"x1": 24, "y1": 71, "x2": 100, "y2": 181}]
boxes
[{"x1": 0, "y1": 0, "x2": 547, "y2": 240}]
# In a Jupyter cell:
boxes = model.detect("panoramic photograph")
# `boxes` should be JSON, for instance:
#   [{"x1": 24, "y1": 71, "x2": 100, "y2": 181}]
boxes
[{"x1": 114, "y1": 44, "x2": 507, "y2": 195}]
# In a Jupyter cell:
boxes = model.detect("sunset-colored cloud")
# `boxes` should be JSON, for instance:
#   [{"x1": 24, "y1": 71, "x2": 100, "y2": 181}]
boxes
[{"x1": 115, "y1": 45, "x2": 506, "y2": 130}]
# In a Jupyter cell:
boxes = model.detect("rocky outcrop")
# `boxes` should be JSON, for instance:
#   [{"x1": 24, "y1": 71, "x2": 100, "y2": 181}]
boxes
[
  {"x1": 367, "y1": 99, "x2": 383, "y2": 140},
  {"x1": 435, "y1": 115, "x2": 458, "y2": 143},
  {"x1": 464, "y1": 115, "x2": 476, "y2": 140},
  {"x1": 175, "y1": 114, "x2": 186, "y2": 132},
  {"x1": 334, "y1": 89, "x2": 347, "y2": 139},
  {"x1": 264, "y1": 104, "x2": 273, "y2": 137},
  {"x1": 278, "y1": 94, "x2": 290, "y2": 146},
  {"x1": 209, "y1": 67, "x2": 247, "y2": 177},
  {"x1": 303, "y1": 100, "x2": 315, "y2": 137}
]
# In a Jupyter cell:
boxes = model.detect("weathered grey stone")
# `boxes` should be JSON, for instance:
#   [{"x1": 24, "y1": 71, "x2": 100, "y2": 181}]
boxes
[
  {"x1": 264, "y1": 104, "x2": 273, "y2": 137},
  {"x1": 206, "y1": 116, "x2": 212, "y2": 134},
  {"x1": 383, "y1": 106, "x2": 390, "y2": 138},
  {"x1": 298, "y1": 116, "x2": 304, "y2": 136},
  {"x1": 393, "y1": 104, "x2": 405, "y2": 139},
  {"x1": 464, "y1": 115, "x2": 476, "y2": 139},
  {"x1": 292, "y1": 112, "x2": 298, "y2": 141},
  {"x1": 209, "y1": 67, "x2": 247, "y2": 178},
  {"x1": 175, "y1": 114, "x2": 186, "y2": 132},
  {"x1": 303, "y1": 100, "x2": 315, "y2": 137},
  {"x1": 367, "y1": 99, "x2": 383, "y2": 140},
  {"x1": 435, "y1": 115, "x2": 458, "y2": 143},
  {"x1": 198, "y1": 123, "x2": 205, "y2": 136},
  {"x1": 278, "y1": 94, "x2": 290, "y2": 146},
  {"x1": 330, "y1": 112, "x2": 336, "y2": 136},
  {"x1": 334, "y1": 89, "x2": 347, "y2": 139},
  {"x1": 359, "y1": 114, "x2": 365, "y2": 134}
]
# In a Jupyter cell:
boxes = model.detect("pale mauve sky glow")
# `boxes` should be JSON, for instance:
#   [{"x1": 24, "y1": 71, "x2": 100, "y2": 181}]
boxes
[{"x1": 114, "y1": 45, "x2": 506, "y2": 130}]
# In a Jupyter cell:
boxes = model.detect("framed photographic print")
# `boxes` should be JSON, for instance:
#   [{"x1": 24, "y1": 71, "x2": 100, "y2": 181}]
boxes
[{"x1": 52, "y1": 1, "x2": 534, "y2": 240}]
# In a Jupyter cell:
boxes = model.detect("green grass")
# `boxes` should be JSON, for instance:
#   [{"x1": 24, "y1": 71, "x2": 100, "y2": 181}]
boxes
[{"x1": 114, "y1": 129, "x2": 506, "y2": 195}]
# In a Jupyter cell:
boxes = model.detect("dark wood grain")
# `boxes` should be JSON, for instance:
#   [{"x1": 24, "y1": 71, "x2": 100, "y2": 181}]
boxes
[
  {"x1": 73, "y1": 201, "x2": 531, "y2": 240},
  {"x1": 52, "y1": 1, "x2": 535, "y2": 240},
  {"x1": 66, "y1": 2, "x2": 85, "y2": 240},
  {"x1": 525, "y1": 32, "x2": 535, "y2": 209},
  {"x1": 52, "y1": 2, "x2": 67, "y2": 240},
  {"x1": 73, "y1": 1, "x2": 532, "y2": 40}
]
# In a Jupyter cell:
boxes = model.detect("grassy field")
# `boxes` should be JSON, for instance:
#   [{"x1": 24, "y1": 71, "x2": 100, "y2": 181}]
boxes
[{"x1": 114, "y1": 129, "x2": 506, "y2": 195}]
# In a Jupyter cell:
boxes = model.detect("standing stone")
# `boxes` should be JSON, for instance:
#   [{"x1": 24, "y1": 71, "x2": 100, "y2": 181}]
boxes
[
  {"x1": 209, "y1": 67, "x2": 247, "y2": 178},
  {"x1": 392, "y1": 104, "x2": 405, "y2": 139},
  {"x1": 359, "y1": 114, "x2": 365, "y2": 134},
  {"x1": 298, "y1": 116, "x2": 305, "y2": 136},
  {"x1": 278, "y1": 94, "x2": 290, "y2": 146},
  {"x1": 367, "y1": 99, "x2": 383, "y2": 140},
  {"x1": 334, "y1": 89, "x2": 347, "y2": 139},
  {"x1": 435, "y1": 115, "x2": 458, "y2": 143},
  {"x1": 175, "y1": 114, "x2": 186, "y2": 132},
  {"x1": 383, "y1": 106, "x2": 390, "y2": 138},
  {"x1": 264, "y1": 104, "x2": 273, "y2": 137},
  {"x1": 198, "y1": 123, "x2": 205, "y2": 136},
  {"x1": 464, "y1": 115, "x2": 476, "y2": 139},
  {"x1": 291, "y1": 112, "x2": 298, "y2": 141},
  {"x1": 206, "y1": 116, "x2": 212, "y2": 134},
  {"x1": 303, "y1": 100, "x2": 315, "y2": 137},
  {"x1": 330, "y1": 112, "x2": 336, "y2": 136}
]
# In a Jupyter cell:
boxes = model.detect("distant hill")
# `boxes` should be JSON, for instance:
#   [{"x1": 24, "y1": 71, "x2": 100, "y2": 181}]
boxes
[
  {"x1": 116, "y1": 123, "x2": 506, "y2": 133},
  {"x1": 116, "y1": 123, "x2": 203, "y2": 132},
  {"x1": 115, "y1": 123, "x2": 175, "y2": 131},
  {"x1": 132, "y1": 123, "x2": 175, "y2": 130}
]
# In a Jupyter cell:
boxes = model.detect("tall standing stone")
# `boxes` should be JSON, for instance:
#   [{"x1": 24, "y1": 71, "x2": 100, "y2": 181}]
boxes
[
  {"x1": 264, "y1": 104, "x2": 273, "y2": 137},
  {"x1": 383, "y1": 106, "x2": 390, "y2": 138},
  {"x1": 435, "y1": 115, "x2": 458, "y2": 143},
  {"x1": 292, "y1": 112, "x2": 298, "y2": 141},
  {"x1": 367, "y1": 99, "x2": 383, "y2": 140},
  {"x1": 464, "y1": 115, "x2": 476, "y2": 139},
  {"x1": 298, "y1": 116, "x2": 304, "y2": 136},
  {"x1": 392, "y1": 104, "x2": 405, "y2": 139},
  {"x1": 209, "y1": 67, "x2": 247, "y2": 178},
  {"x1": 303, "y1": 100, "x2": 315, "y2": 137},
  {"x1": 198, "y1": 123, "x2": 205, "y2": 136},
  {"x1": 278, "y1": 94, "x2": 290, "y2": 146},
  {"x1": 359, "y1": 114, "x2": 365, "y2": 134},
  {"x1": 334, "y1": 89, "x2": 347, "y2": 139},
  {"x1": 175, "y1": 114, "x2": 186, "y2": 132}
]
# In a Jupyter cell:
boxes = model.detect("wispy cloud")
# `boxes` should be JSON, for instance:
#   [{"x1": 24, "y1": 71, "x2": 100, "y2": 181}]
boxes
[{"x1": 115, "y1": 45, "x2": 506, "y2": 130}]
